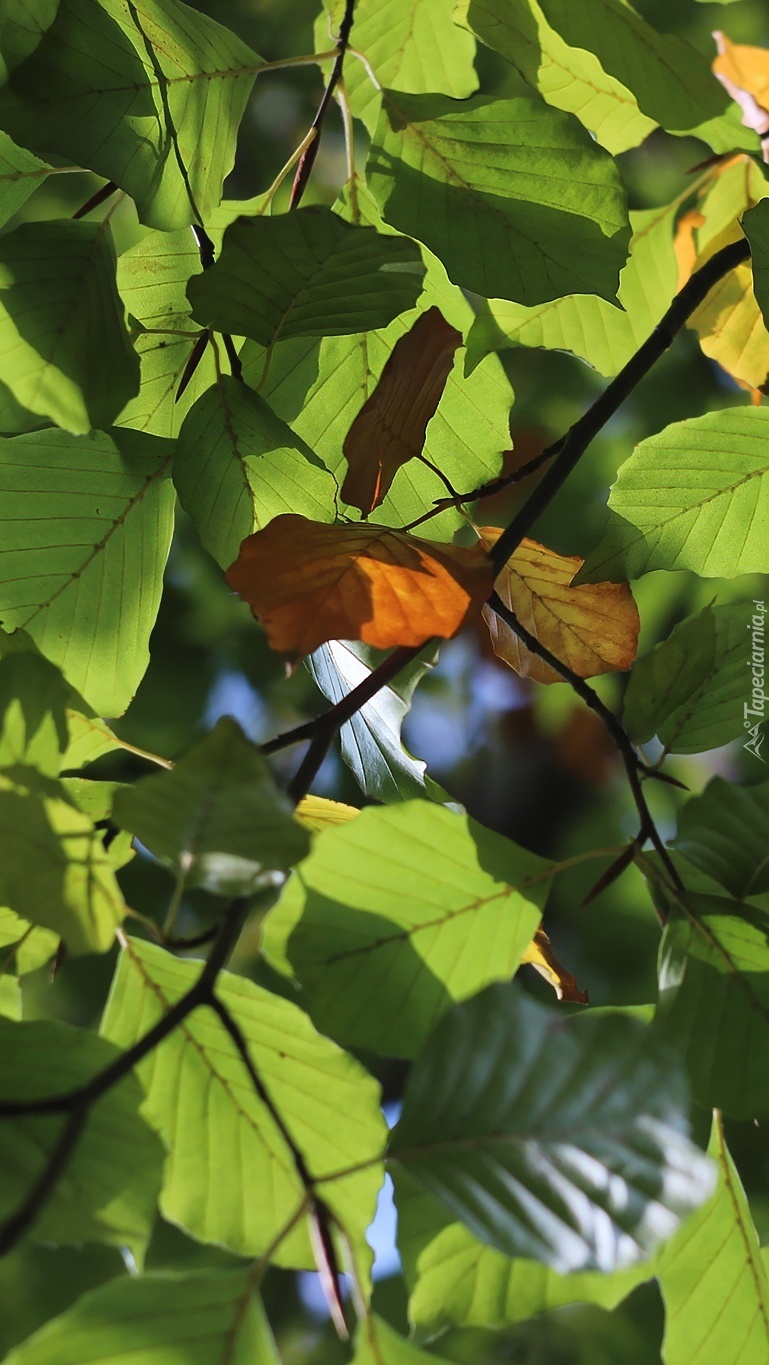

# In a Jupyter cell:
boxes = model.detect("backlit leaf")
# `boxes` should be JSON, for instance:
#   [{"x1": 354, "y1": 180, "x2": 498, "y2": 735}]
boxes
[
  {"x1": 112, "y1": 717, "x2": 309, "y2": 896},
  {"x1": 262, "y1": 801, "x2": 548, "y2": 1057},
  {"x1": 658, "y1": 1117, "x2": 769, "y2": 1365},
  {"x1": 0, "y1": 219, "x2": 139, "y2": 435},
  {"x1": 480, "y1": 530, "x2": 639, "y2": 684},
  {"x1": 187, "y1": 208, "x2": 423, "y2": 349},
  {"x1": 0, "y1": 0, "x2": 59, "y2": 81},
  {"x1": 294, "y1": 796, "x2": 359, "y2": 832},
  {"x1": 341, "y1": 307, "x2": 462, "y2": 515},
  {"x1": 101, "y1": 938, "x2": 386, "y2": 1267},
  {"x1": 712, "y1": 30, "x2": 769, "y2": 149},
  {"x1": 623, "y1": 603, "x2": 753, "y2": 755},
  {"x1": 0, "y1": 0, "x2": 260, "y2": 230},
  {"x1": 368, "y1": 89, "x2": 630, "y2": 307},
  {"x1": 390, "y1": 984, "x2": 714, "y2": 1273},
  {"x1": 351, "y1": 1314, "x2": 454, "y2": 1365},
  {"x1": 225, "y1": 515, "x2": 494, "y2": 665},
  {"x1": 0, "y1": 1016, "x2": 163, "y2": 1258},
  {"x1": 655, "y1": 894, "x2": 769, "y2": 1120},
  {"x1": 673, "y1": 776, "x2": 769, "y2": 898},
  {"x1": 0, "y1": 133, "x2": 51, "y2": 229},
  {"x1": 577, "y1": 408, "x2": 769, "y2": 583},
  {"x1": 3, "y1": 1270, "x2": 281, "y2": 1365},
  {"x1": 522, "y1": 927, "x2": 588, "y2": 1003},
  {"x1": 0, "y1": 651, "x2": 70, "y2": 776},
  {"x1": 0, "y1": 427, "x2": 175, "y2": 716},
  {"x1": 174, "y1": 376, "x2": 336, "y2": 570}
]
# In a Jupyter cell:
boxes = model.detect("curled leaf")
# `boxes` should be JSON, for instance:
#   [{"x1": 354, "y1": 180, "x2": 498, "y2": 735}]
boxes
[
  {"x1": 479, "y1": 529, "x2": 639, "y2": 684},
  {"x1": 226, "y1": 515, "x2": 494, "y2": 664},
  {"x1": 341, "y1": 307, "x2": 462, "y2": 515},
  {"x1": 522, "y1": 928, "x2": 588, "y2": 1004}
]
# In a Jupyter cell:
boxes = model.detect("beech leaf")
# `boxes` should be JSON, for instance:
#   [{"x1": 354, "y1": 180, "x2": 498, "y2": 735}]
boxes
[
  {"x1": 712, "y1": 32, "x2": 769, "y2": 149},
  {"x1": 225, "y1": 515, "x2": 494, "y2": 664},
  {"x1": 480, "y1": 530, "x2": 640, "y2": 684},
  {"x1": 522, "y1": 927, "x2": 589, "y2": 1004},
  {"x1": 341, "y1": 307, "x2": 462, "y2": 515}
]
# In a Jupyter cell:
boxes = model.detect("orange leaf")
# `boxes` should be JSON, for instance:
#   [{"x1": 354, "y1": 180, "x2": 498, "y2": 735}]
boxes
[
  {"x1": 226, "y1": 514, "x2": 494, "y2": 663},
  {"x1": 341, "y1": 307, "x2": 462, "y2": 515},
  {"x1": 522, "y1": 928, "x2": 588, "y2": 1004},
  {"x1": 673, "y1": 209, "x2": 706, "y2": 292},
  {"x1": 479, "y1": 529, "x2": 639, "y2": 685},
  {"x1": 713, "y1": 31, "x2": 769, "y2": 145}
]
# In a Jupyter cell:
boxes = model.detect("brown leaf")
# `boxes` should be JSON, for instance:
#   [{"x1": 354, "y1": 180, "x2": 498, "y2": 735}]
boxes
[
  {"x1": 713, "y1": 31, "x2": 769, "y2": 149},
  {"x1": 479, "y1": 529, "x2": 639, "y2": 685},
  {"x1": 522, "y1": 928, "x2": 588, "y2": 1004},
  {"x1": 341, "y1": 307, "x2": 462, "y2": 515},
  {"x1": 226, "y1": 514, "x2": 494, "y2": 663}
]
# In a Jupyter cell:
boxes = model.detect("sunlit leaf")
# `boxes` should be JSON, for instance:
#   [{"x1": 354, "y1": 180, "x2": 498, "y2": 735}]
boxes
[
  {"x1": 391, "y1": 984, "x2": 714, "y2": 1273},
  {"x1": 673, "y1": 776, "x2": 769, "y2": 898},
  {"x1": 263, "y1": 801, "x2": 547, "y2": 1057},
  {"x1": 351, "y1": 1314, "x2": 454, "y2": 1365},
  {"x1": 225, "y1": 515, "x2": 494, "y2": 665},
  {"x1": 341, "y1": 307, "x2": 462, "y2": 515},
  {"x1": 623, "y1": 603, "x2": 755, "y2": 755},
  {"x1": 101, "y1": 938, "x2": 386, "y2": 1267},
  {"x1": 0, "y1": 220, "x2": 139, "y2": 434},
  {"x1": 3, "y1": 1269, "x2": 279, "y2": 1365},
  {"x1": 0, "y1": 428, "x2": 174, "y2": 716},
  {"x1": 0, "y1": 0, "x2": 260, "y2": 230},
  {"x1": 294, "y1": 795, "x2": 360, "y2": 832},
  {"x1": 0, "y1": 132, "x2": 51, "y2": 229},
  {"x1": 658, "y1": 1117, "x2": 769, "y2": 1365},
  {"x1": 481, "y1": 530, "x2": 639, "y2": 683},
  {"x1": 0, "y1": 906, "x2": 58, "y2": 975},
  {"x1": 0, "y1": 1016, "x2": 163, "y2": 1258},
  {"x1": 188, "y1": 208, "x2": 423, "y2": 349},
  {"x1": 577, "y1": 409, "x2": 769, "y2": 583},
  {"x1": 522, "y1": 927, "x2": 588, "y2": 1003},
  {"x1": 174, "y1": 376, "x2": 336, "y2": 570},
  {"x1": 369, "y1": 89, "x2": 630, "y2": 307},
  {"x1": 712, "y1": 30, "x2": 769, "y2": 148},
  {"x1": 112, "y1": 717, "x2": 309, "y2": 896},
  {"x1": 0, "y1": 652, "x2": 70, "y2": 776}
]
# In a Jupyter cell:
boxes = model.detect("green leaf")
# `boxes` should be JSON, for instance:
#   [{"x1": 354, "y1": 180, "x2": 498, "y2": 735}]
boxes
[
  {"x1": 262, "y1": 802, "x2": 548, "y2": 1058},
  {"x1": 0, "y1": 975, "x2": 21, "y2": 1019},
  {"x1": 466, "y1": 203, "x2": 679, "y2": 378},
  {"x1": 745, "y1": 199, "x2": 769, "y2": 337},
  {"x1": 0, "y1": 427, "x2": 175, "y2": 716},
  {"x1": 0, "y1": 0, "x2": 260, "y2": 231},
  {"x1": 0, "y1": 906, "x2": 59, "y2": 975},
  {"x1": 534, "y1": 0, "x2": 727, "y2": 132},
  {"x1": 0, "y1": 767, "x2": 126, "y2": 954},
  {"x1": 658, "y1": 1117, "x2": 769, "y2": 1365},
  {"x1": 100, "y1": 937, "x2": 386, "y2": 1267},
  {"x1": 655, "y1": 894, "x2": 769, "y2": 1120},
  {"x1": 351, "y1": 1314, "x2": 454, "y2": 1365},
  {"x1": 457, "y1": 0, "x2": 656, "y2": 154},
  {"x1": 0, "y1": 652, "x2": 70, "y2": 776},
  {"x1": 390, "y1": 983, "x2": 714, "y2": 1273},
  {"x1": 306, "y1": 641, "x2": 436, "y2": 801},
  {"x1": 0, "y1": 220, "x2": 139, "y2": 434},
  {"x1": 395, "y1": 1168, "x2": 652, "y2": 1333},
  {"x1": 116, "y1": 226, "x2": 216, "y2": 439},
  {"x1": 174, "y1": 375, "x2": 336, "y2": 570},
  {"x1": 368, "y1": 89, "x2": 630, "y2": 307},
  {"x1": 4, "y1": 1270, "x2": 281, "y2": 1365},
  {"x1": 0, "y1": 133, "x2": 51, "y2": 229},
  {"x1": 623, "y1": 603, "x2": 754, "y2": 754},
  {"x1": 243, "y1": 207, "x2": 512, "y2": 542},
  {"x1": 0, "y1": 0, "x2": 59, "y2": 81},
  {"x1": 315, "y1": 0, "x2": 478, "y2": 135},
  {"x1": 673, "y1": 776, "x2": 769, "y2": 898},
  {"x1": 0, "y1": 1016, "x2": 163, "y2": 1258},
  {"x1": 577, "y1": 409, "x2": 769, "y2": 583},
  {"x1": 188, "y1": 207, "x2": 423, "y2": 348},
  {"x1": 112, "y1": 717, "x2": 310, "y2": 896}
]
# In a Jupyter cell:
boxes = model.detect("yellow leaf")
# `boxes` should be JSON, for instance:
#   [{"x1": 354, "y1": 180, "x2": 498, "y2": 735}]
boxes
[
  {"x1": 479, "y1": 529, "x2": 639, "y2": 685},
  {"x1": 226, "y1": 514, "x2": 494, "y2": 664},
  {"x1": 712, "y1": 31, "x2": 769, "y2": 143},
  {"x1": 522, "y1": 928, "x2": 588, "y2": 1004},
  {"x1": 295, "y1": 796, "x2": 360, "y2": 831},
  {"x1": 341, "y1": 307, "x2": 462, "y2": 516}
]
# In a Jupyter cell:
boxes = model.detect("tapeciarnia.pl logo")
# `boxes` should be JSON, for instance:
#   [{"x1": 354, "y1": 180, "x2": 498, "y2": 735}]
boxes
[{"x1": 744, "y1": 599, "x2": 767, "y2": 762}]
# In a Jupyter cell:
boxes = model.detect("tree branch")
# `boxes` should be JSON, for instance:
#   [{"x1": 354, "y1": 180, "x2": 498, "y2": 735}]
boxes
[{"x1": 289, "y1": 0, "x2": 357, "y2": 209}]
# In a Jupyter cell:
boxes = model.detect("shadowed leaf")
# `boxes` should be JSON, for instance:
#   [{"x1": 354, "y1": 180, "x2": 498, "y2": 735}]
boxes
[{"x1": 225, "y1": 515, "x2": 494, "y2": 664}]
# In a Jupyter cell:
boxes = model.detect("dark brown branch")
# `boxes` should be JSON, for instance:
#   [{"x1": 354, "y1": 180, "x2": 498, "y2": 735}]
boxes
[
  {"x1": 289, "y1": 0, "x2": 356, "y2": 209},
  {"x1": 72, "y1": 180, "x2": 118, "y2": 220}
]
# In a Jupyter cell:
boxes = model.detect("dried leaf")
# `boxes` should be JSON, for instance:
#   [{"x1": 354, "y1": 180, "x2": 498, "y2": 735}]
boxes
[
  {"x1": 522, "y1": 928, "x2": 588, "y2": 1004},
  {"x1": 226, "y1": 515, "x2": 494, "y2": 664},
  {"x1": 341, "y1": 307, "x2": 462, "y2": 515},
  {"x1": 479, "y1": 530, "x2": 639, "y2": 685},
  {"x1": 673, "y1": 210, "x2": 706, "y2": 292},
  {"x1": 713, "y1": 31, "x2": 769, "y2": 148}
]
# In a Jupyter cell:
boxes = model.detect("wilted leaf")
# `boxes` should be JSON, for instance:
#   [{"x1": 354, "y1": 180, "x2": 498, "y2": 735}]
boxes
[
  {"x1": 341, "y1": 307, "x2": 462, "y2": 515},
  {"x1": 225, "y1": 515, "x2": 494, "y2": 664},
  {"x1": 480, "y1": 530, "x2": 639, "y2": 683},
  {"x1": 522, "y1": 927, "x2": 588, "y2": 1003}
]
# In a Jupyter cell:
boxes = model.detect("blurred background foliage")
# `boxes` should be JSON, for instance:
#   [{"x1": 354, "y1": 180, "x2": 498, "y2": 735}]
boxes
[{"x1": 4, "y1": 1, "x2": 769, "y2": 1361}]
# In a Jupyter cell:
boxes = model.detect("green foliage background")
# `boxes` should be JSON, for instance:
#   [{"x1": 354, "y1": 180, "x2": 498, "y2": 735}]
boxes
[{"x1": 0, "y1": 0, "x2": 769, "y2": 1362}]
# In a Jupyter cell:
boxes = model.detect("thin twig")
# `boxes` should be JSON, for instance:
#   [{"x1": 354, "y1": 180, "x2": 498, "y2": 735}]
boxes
[{"x1": 289, "y1": 0, "x2": 357, "y2": 209}]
